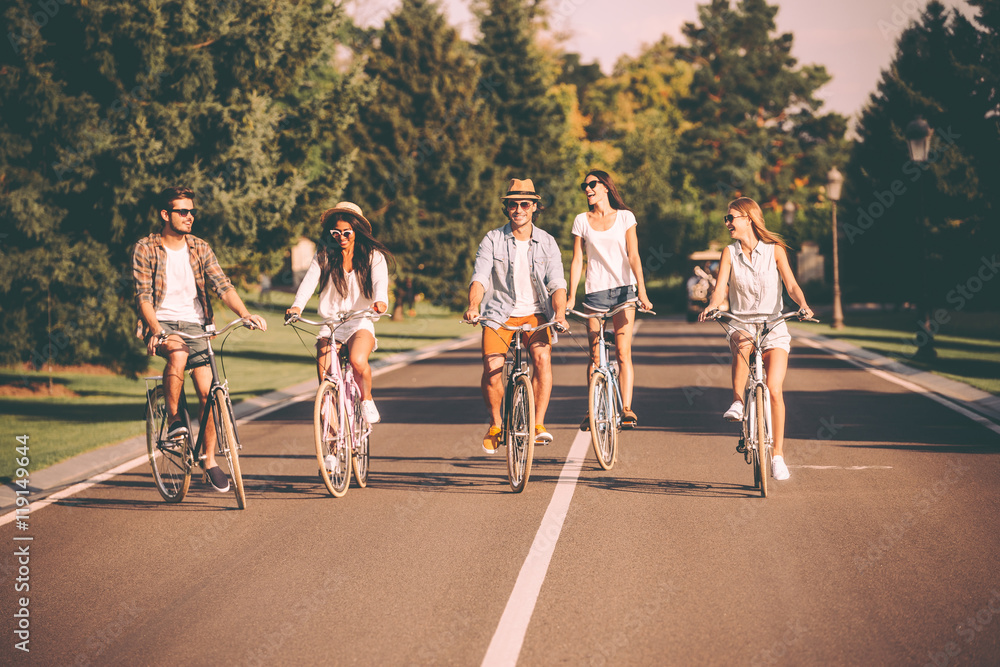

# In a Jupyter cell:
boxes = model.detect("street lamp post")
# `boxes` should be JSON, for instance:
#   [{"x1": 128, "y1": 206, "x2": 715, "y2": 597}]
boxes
[
  {"x1": 905, "y1": 116, "x2": 936, "y2": 361},
  {"x1": 826, "y1": 166, "x2": 844, "y2": 330}
]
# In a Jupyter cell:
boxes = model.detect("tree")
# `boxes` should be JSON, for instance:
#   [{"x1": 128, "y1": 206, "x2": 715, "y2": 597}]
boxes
[
  {"x1": 349, "y1": 0, "x2": 498, "y2": 311},
  {"x1": 675, "y1": 0, "x2": 847, "y2": 234},
  {"x1": 0, "y1": 0, "x2": 367, "y2": 372},
  {"x1": 844, "y1": 1, "x2": 998, "y2": 311}
]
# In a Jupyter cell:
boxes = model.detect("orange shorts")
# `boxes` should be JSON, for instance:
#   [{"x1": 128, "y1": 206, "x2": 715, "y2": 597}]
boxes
[{"x1": 481, "y1": 314, "x2": 552, "y2": 356}]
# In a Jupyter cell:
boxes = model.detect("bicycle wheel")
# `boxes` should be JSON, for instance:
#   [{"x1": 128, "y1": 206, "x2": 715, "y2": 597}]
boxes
[
  {"x1": 756, "y1": 385, "x2": 769, "y2": 498},
  {"x1": 588, "y1": 372, "x2": 617, "y2": 470},
  {"x1": 215, "y1": 388, "x2": 247, "y2": 509},
  {"x1": 314, "y1": 380, "x2": 350, "y2": 497},
  {"x1": 146, "y1": 385, "x2": 191, "y2": 502},
  {"x1": 350, "y1": 384, "x2": 370, "y2": 488},
  {"x1": 506, "y1": 374, "x2": 535, "y2": 492}
]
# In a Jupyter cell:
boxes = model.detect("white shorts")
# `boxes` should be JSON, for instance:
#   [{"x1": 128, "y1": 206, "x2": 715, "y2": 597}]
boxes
[
  {"x1": 318, "y1": 319, "x2": 378, "y2": 351},
  {"x1": 726, "y1": 320, "x2": 791, "y2": 353}
]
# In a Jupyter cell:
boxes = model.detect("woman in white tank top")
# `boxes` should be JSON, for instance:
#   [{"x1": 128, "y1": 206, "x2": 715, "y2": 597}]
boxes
[
  {"x1": 567, "y1": 170, "x2": 652, "y2": 428},
  {"x1": 699, "y1": 197, "x2": 813, "y2": 481}
]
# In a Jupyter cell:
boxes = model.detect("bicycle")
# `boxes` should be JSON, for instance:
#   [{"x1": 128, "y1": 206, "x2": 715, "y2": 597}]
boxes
[
  {"x1": 284, "y1": 309, "x2": 378, "y2": 498},
  {"x1": 569, "y1": 302, "x2": 655, "y2": 470},
  {"x1": 464, "y1": 316, "x2": 565, "y2": 492},
  {"x1": 145, "y1": 317, "x2": 260, "y2": 509},
  {"x1": 707, "y1": 309, "x2": 818, "y2": 497}
]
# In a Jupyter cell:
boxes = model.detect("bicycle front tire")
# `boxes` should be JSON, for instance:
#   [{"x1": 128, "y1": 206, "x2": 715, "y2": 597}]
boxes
[
  {"x1": 146, "y1": 385, "x2": 192, "y2": 502},
  {"x1": 588, "y1": 372, "x2": 617, "y2": 470},
  {"x1": 756, "y1": 385, "x2": 769, "y2": 498},
  {"x1": 506, "y1": 373, "x2": 535, "y2": 492},
  {"x1": 215, "y1": 388, "x2": 247, "y2": 509},
  {"x1": 315, "y1": 380, "x2": 350, "y2": 497}
]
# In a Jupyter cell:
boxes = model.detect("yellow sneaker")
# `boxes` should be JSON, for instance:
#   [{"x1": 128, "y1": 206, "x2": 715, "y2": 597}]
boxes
[
  {"x1": 534, "y1": 424, "x2": 553, "y2": 445},
  {"x1": 482, "y1": 426, "x2": 502, "y2": 454}
]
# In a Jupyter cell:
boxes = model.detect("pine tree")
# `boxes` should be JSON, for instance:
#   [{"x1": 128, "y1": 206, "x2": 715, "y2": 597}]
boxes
[{"x1": 348, "y1": 0, "x2": 498, "y2": 310}]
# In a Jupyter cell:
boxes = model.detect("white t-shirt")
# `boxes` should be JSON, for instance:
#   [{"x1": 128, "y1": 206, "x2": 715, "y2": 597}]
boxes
[
  {"x1": 510, "y1": 238, "x2": 542, "y2": 317},
  {"x1": 571, "y1": 209, "x2": 637, "y2": 294},
  {"x1": 155, "y1": 244, "x2": 206, "y2": 324}
]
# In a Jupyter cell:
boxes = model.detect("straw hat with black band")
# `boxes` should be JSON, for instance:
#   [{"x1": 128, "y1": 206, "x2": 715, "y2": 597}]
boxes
[
  {"x1": 320, "y1": 201, "x2": 372, "y2": 233},
  {"x1": 500, "y1": 178, "x2": 541, "y2": 201}
]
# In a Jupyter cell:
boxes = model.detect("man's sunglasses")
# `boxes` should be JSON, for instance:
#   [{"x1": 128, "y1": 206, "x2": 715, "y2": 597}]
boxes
[
  {"x1": 168, "y1": 208, "x2": 197, "y2": 217},
  {"x1": 580, "y1": 180, "x2": 600, "y2": 192},
  {"x1": 505, "y1": 200, "x2": 534, "y2": 211},
  {"x1": 329, "y1": 229, "x2": 355, "y2": 239}
]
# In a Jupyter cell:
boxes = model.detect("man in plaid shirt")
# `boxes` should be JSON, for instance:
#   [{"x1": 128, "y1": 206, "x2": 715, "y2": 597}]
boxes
[{"x1": 133, "y1": 186, "x2": 267, "y2": 492}]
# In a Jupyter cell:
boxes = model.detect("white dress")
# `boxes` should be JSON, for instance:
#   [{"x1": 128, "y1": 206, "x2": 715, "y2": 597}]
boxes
[{"x1": 292, "y1": 250, "x2": 389, "y2": 344}]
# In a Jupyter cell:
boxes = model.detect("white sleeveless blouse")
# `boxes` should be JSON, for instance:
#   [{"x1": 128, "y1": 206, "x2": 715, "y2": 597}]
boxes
[{"x1": 727, "y1": 241, "x2": 783, "y2": 322}]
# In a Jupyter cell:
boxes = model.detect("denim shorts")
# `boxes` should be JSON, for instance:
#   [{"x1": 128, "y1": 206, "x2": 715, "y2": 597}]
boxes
[
  {"x1": 152, "y1": 320, "x2": 211, "y2": 370},
  {"x1": 583, "y1": 285, "x2": 637, "y2": 311}
]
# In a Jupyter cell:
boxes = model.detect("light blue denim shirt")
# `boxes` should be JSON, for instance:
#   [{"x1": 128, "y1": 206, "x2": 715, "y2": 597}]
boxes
[{"x1": 470, "y1": 222, "x2": 567, "y2": 329}]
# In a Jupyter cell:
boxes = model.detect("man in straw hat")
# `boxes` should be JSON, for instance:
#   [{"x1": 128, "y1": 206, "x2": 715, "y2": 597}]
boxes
[{"x1": 464, "y1": 179, "x2": 569, "y2": 453}]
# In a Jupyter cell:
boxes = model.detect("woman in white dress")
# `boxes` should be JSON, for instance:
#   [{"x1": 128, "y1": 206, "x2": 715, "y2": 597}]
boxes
[
  {"x1": 567, "y1": 170, "x2": 652, "y2": 429},
  {"x1": 286, "y1": 201, "x2": 393, "y2": 424},
  {"x1": 699, "y1": 197, "x2": 813, "y2": 481}
]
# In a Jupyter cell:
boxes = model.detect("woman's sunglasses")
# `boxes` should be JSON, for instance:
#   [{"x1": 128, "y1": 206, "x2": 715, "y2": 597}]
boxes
[
  {"x1": 723, "y1": 214, "x2": 748, "y2": 224},
  {"x1": 580, "y1": 180, "x2": 600, "y2": 192},
  {"x1": 505, "y1": 200, "x2": 534, "y2": 211},
  {"x1": 329, "y1": 229, "x2": 355, "y2": 240}
]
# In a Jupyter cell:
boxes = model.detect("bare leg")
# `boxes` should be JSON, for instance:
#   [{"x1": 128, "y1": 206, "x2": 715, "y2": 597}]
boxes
[
  {"x1": 529, "y1": 341, "x2": 553, "y2": 425},
  {"x1": 347, "y1": 330, "x2": 377, "y2": 400},
  {"x1": 764, "y1": 348, "x2": 790, "y2": 459},
  {"x1": 482, "y1": 353, "x2": 505, "y2": 428},
  {"x1": 190, "y1": 365, "x2": 216, "y2": 468},
  {"x1": 316, "y1": 339, "x2": 333, "y2": 384},
  {"x1": 729, "y1": 332, "x2": 753, "y2": 405},
  {"x1": 159, "y1": 336, "x2": 189, "y2": 422},
  {"x1": 613, "y1": 307, "x2": 636, "y2": 408}
]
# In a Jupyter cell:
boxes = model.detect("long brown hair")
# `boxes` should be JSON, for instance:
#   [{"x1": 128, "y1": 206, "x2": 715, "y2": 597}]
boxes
[
  {"x1": 318, "y1": 213, "x2": 394, "y2": 299},
  {"x1": 585, "y1": 169, "x2": 631, "y2": 212},
  {"x1": 727, "y1": 197, "x2": 790, "y2": 251}
]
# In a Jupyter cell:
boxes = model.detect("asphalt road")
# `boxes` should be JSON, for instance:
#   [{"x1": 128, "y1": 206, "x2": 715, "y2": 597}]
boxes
[{"x1": 3, "y1": 317, "x2": 1000, "y2": 666}]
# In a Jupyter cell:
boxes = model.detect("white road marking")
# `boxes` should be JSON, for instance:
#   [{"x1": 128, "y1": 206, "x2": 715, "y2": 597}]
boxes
[
  {"x1": 790, "y1": 465, "x2": 893, "y2": 470},
  {"x1": 796, "y1": 336, "x2": 1000, "y2": 437},
  {"x1": 481, "y1": 431, "x2": 591, "y2": 667}
]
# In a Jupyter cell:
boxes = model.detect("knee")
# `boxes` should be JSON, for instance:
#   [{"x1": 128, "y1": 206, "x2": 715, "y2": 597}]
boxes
[
  {"x1": 531, "y1": 347, "x2": 551, "y2": 369},
  {"x1": 767, "y1": 385, "x2": 783, "y2": 404},
  {"x1": 350, "y1": 356, "x2": 369, "y2": 375}
]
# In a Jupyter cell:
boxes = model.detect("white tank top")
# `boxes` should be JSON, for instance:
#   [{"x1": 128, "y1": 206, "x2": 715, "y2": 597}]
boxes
[{"x1": 727, "y1": 241, "x2": 783, "y2": 323}]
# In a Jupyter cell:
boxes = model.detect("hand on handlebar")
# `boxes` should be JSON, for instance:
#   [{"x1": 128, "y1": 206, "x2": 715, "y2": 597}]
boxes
[
  {"x1": 797, "y1": 307, "x2": 817, "y2": 322},
  {"x1": 463, "y1": 308, "x2": 480, "y2": 324},
  {"x1": 698, "y1": 307, "x2": 719, "y2": 323},
  {"x1": 284, "y1": 307, "x2": 301, "y2": 325}
]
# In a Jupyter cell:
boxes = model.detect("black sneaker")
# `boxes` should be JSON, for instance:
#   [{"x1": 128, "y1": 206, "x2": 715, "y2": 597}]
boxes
[
  {"x1": 205, "y1": 465, "x2": 230, "y2": 493},
  {"x1": 166, "y1": 420, "x2": 188, "y2": 439}
]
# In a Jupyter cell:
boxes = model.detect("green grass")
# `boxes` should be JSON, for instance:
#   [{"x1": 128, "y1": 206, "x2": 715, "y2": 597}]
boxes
[
  {"x1": 791, "y1": 309, "x2": 1000, "y2": 396},
  {"x1": 0, "y1": 295, "x2": 468, "y2": 482}
]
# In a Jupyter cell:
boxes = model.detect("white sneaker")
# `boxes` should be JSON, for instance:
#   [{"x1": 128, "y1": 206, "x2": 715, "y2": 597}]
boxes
[
  {"x1": 723, "y1": 400, "x2": 744, "y2": 422},
  {"x1": 362, "y1": 399, "x2": 381, "y2": 424},
  {"x1": 772, "y1": 455, "x2": 790, "y2": 480},
  {"x1": 324, "y1": 454, "x2": 340, "y2": 475}
]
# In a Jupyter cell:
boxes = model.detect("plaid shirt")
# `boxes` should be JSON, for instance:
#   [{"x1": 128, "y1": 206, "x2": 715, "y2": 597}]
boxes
[{"x1": 132, "y1": 233, "x2": 234, "y2": 338}]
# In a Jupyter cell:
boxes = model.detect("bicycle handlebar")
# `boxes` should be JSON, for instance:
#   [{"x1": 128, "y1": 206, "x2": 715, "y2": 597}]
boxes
[
  {"x1": 708, "y1": 309, "x2": 820, "y2": 325},
  {"x1": 284, "y1": 308, "x2": 380, "y2": 327},
  {"x1": 462, "y1": 317, "x2": 568, "y2": 334},
  {"x1": 159, "y1": 317, "x2": 259, "y2": 341},
  {"x1": 568, "y1": 302, "x2": 656, "y2": 320}
]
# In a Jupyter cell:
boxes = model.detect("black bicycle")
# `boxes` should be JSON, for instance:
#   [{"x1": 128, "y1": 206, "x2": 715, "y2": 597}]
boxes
[{"x1": 144, "y1": 317, "x2": 259, "y2": 509}]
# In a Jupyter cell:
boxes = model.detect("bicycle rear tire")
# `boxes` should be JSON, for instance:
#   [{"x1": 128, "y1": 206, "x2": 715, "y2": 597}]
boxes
[
  {"x1": 315, "y1": 380, "x2": 350, "y2": 497},
  {"x1": 146, "y1": 385, "x2": 191, "y2": 502},
  {"x1": 506, "y1": 374, "x2": 535, "y2": 492},
  {"x1": 756, "y1": 385, "x2": 769, "y2": 498},
  {"x1": 351, "y1": 384, "x2": 370, "y2": 488},
  {"x1": 588, "y1": 372, "x2": 617, "y2": 470},
  {"x1": 215, "y1": 388, "x2": 247, "y2": 509}
]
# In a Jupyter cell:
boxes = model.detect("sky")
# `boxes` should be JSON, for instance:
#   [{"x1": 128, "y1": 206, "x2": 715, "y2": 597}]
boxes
[{"x1": 348, "y1": 0, "x2": 978, "y2": 123}]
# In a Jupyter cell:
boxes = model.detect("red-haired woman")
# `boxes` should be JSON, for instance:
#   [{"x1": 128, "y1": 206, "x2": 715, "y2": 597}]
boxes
[
  {"x1": 699, "y1": 197, "x2": 813, "y2": 481},
  {"x1": 286, "y1": 202, "x2": 393, "y2": 424}
]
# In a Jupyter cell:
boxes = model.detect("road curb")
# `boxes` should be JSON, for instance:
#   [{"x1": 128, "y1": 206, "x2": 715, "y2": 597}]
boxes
[
  {"x1": 1, "y1": 332, "x2": 479, "y2": 514},
  {"x1": 791, "y1": 326, "x2": 1000, "y2": 425}
]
